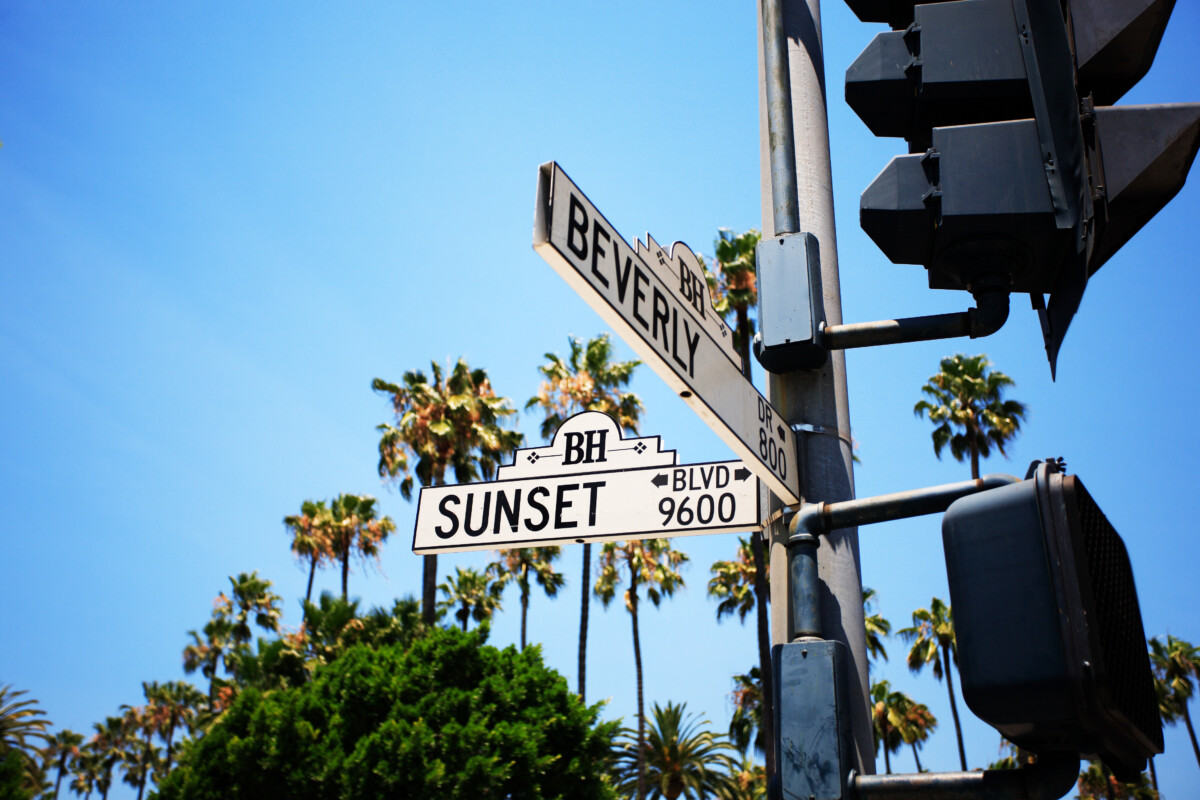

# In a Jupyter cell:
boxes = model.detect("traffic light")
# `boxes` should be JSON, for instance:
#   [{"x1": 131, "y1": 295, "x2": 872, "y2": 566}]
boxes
[
  {"x1": 942, "y1": 461, "x2": 1161, "y2": 780},
  {"x1": 845, "y1": 0, "x2": 1200, "y2": 374}
]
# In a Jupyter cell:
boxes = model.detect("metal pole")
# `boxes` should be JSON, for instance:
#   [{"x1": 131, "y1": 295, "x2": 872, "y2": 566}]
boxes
[{"x1": 757, "y1": 0, "x2": 874, "y2": 776}]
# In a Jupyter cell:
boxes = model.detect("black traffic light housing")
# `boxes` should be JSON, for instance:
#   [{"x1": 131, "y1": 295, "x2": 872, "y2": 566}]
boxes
[
  {"x1": 845, "y1": 0, "x2": 1200, "y2": 375},
  {"x1": 942, "y1": 460, "x2": 1162, "y2": 780}
]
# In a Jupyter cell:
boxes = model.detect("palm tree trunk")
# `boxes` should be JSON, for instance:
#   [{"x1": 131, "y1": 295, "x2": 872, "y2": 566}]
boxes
[
  {"x1": 911, "y1": 743, "x2": 922, "y2": 773},
  {"x1": 423, "y1": 554, "x2": 438, "y2": 625},
  {"x1": 883, "y1": 727, "x2": 892, "y2": 774},
  {"x1": 305, "y1": 558, "x2": 317, "y2": 605},
  {"x1": 630, "y1": 572, "x2": 646, "y2": 800},
  {"x1": 1183, "y1": 701, "x2": 1200, "y2": 769},
  {"x1": 969, "y1": 443, "x2": 980, "y2": 481},
  {"x1": 341, "y1": 533, "x2": 350, "y2": 601},
  {"x1": 164, "y1": 720, "x2": 176, "y2": 774},
  {"x1": 750, "y1": 532, "x2": 776, "y2": 778},
  {"x1": 942, "y1": 647, "x2": 968, "y2": 770},
  {"x1": 137, "y1": 733, "x2": 152, "y2": 800},
  {"x1": 579, "y1": 543, "x2": 591, "y2": 702},
  {"x1": 54, "y1": 763, "x2": 65, "y2": 799},
  {"x1": 1148, "y1": 755, "x2": 1158, "y2": 792},
  {"x1": 520, "y1": 586, "x2": 530, "y2": 650}
]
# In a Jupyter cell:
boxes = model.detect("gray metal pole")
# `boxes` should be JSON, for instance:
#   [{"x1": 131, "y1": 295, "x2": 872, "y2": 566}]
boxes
[{"x1": 757, "y1": 0, "x2": 874, "y2": 776}]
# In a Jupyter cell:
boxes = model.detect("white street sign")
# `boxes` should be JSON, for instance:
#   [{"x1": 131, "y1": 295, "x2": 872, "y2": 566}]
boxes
[
  {"x1": 533, "y1": 162, "x2": 801, "y2": 504},
  {"x1": 413, "y1": 412, "x2": 759, "y2": 554}
]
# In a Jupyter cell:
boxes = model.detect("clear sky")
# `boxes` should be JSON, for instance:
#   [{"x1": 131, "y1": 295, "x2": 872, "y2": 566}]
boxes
[{"x1": 3, "y1": 2, "x2": 1198, "y2": 797}]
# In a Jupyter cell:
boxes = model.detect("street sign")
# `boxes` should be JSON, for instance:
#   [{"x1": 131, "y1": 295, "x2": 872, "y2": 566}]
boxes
[
  {"x1": 533, "y1": 162, "x2": 801, "y2": 505},
  {"x1": 413, "y1": 411, "x2": 759, "y2": 554}
]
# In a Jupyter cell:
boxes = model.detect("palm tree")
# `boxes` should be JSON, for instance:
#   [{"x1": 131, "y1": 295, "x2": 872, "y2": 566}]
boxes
[
  {"x1": 374, "y1": 358, "x2": 523, "y2": 624},
  {"x1": 702, "y1": 231, "x2": 776, "y2": 781},
  {"x1": 596, "y1": 538, "x2": 688, "y2": 800},
  {"x1": 727, "y1": 668, "x2": 764, "y2": 758},
  {"x1": 117, "y1": 702, "x2": 159, "y2": 800},
  {"x1": 613, "y1": 702, "x2": 738, "y2": 800},
  {"x1": 898, "y1": 697, "x2": 937, "y2": 773},
  {"x1": 526, "y1": 333, "x2": 642, "y2": 703},
  {"x1": 225, "y1": 571, "x2": 283, "y2": 645},
  {"x1": 1149, "y1": 634, "x2": 1200, "y2": 768},
  {"x1": 869, "y1": 681, "x2": 937, "y2": 774},
  {"x1": 899, "y1": 598, "x2": 968, "y2": 770},
  {"x1": 488, "y1": 547, "x2": 566, "y2": 649},
  {"x1": 703, "y1": 228, "x2": 761, "y2": 373},
  {"x1": 182, "y1": 613, "x2": 235, "y2": 704},
  {"x1": 146, "y1": 681, "x2": 204, "y2": 776},
  {"x1": 70, "y1": 749, "x2": 102, "y2": 800},
  {"x1": 41, "y1": 729, "x2": 83, "y2": 800},
  {"x1": 863, "y1": 587, "x2": 891, "y2": 667},
  {"x1": 1076, "y1": 760, "x2": 1159, "y2": 799},
  {"x1": 914, "y1": 354, "x2": 1027, "y2": 479},
  {"x1": 324, "y1": 493, "x2": 395, "y2": 601},
  {"x1": 87, "y1": 716, "x2": 126, "y2": 800},
  {"x1": 296, "y1": 592, "x2": 364, "y2": 664},
  {"x1": 284, "y1": 499, "x2": 332, "y2": 605},
  {"x1": 870, "y1": 680, "x2": 905, "y2": 775},
  {"x1": 708, "y1": 538, "x2": 758, "y2": 624},
  {"x1": 0, "y1": 684, "x2": 50, "y2": 793},
  {"x1": 437, "y1": 566, "x2": 504, "y2": 631}
]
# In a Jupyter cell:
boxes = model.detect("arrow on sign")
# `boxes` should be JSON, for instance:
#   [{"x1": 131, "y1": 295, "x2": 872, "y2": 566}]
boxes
[
  {"x1": 651, "y1": 473, "x2": 669, "y2": 488},
  {"x1": 735, "y1": 467, "x2": 753, "y2": 482},
  {"x1": 533, "y1": 163, "x2": 801, "y2": 505}
]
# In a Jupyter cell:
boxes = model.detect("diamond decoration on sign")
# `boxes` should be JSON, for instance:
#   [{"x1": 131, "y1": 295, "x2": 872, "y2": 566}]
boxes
[
  {"x1": 634, "y1": 442, "x2": 647, "y2": 454},
  {"x1": 527, "y1": 453, "x2": 540, "y2": 464}
]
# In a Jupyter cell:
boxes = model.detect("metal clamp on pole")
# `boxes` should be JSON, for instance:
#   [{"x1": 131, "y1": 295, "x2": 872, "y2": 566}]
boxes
[{"x1": 819, "y1": 285, "x2": 1010, "y2": 352}]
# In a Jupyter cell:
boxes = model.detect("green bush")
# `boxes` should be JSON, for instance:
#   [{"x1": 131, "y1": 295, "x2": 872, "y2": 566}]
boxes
[{"x1": 154, "y1": 626, "x2": 617, "y2": 800}]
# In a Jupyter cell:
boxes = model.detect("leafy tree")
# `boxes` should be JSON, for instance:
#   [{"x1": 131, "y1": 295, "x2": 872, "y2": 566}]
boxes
[
  {"x1": 0, "y1": 749, "x2": 35, "y2": 800},
  {"x1": 1149, "y1": 634, "x2": 1200, "y2": 768},
  {"x1": 863, "y1": 587, "x2": 891, "y2": 667},
  {"x1": 914, "y1": 354, "x2": 1027, "y2": 479},
  {"x1": 374, "y1": 358, "x2": 523, "y2": 624},
  {"x1": 438, "y1": 566, "x2": 504, "y2": 631},
  {"x1": 155, "y1": 627, "x2": 619, "y2": 800},
  {"x1": 488, "y1": 547, "x2": 566, "y2": 649},
  {"x1": 526, "y1": 333, "x2": 642, "y2": 703},
  {"x1": 41, "y1": 728, "x2": 83, "y2": 800},
  {"x1": 324, "y1": 494, "x2": 395, "y2": 601},
  {"x1": 0, "y1": 684, "x2": 49, "y2": 794},
  {"x1": 284, "y1": 500, "x2": 332, "y2": 605},
  {"x1": 596, "y1": 539, "x2": 688, "y2": 800},
  {"x1": 899, "y1": 598, "x2": 968, "y2": 770},
  {"x1": 613, "y1": 702, "x2": 738, "y2": 800}
]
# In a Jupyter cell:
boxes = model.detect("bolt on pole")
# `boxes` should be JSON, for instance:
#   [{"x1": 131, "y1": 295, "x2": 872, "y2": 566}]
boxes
[{"x1": 757, "y1": 0, "x2": 874, "y2": 777}]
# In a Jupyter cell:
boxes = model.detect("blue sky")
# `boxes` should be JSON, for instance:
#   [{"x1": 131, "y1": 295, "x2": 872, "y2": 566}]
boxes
[{"x1": 3, "y1": 2, "x2": 1198, "y2": 797}]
